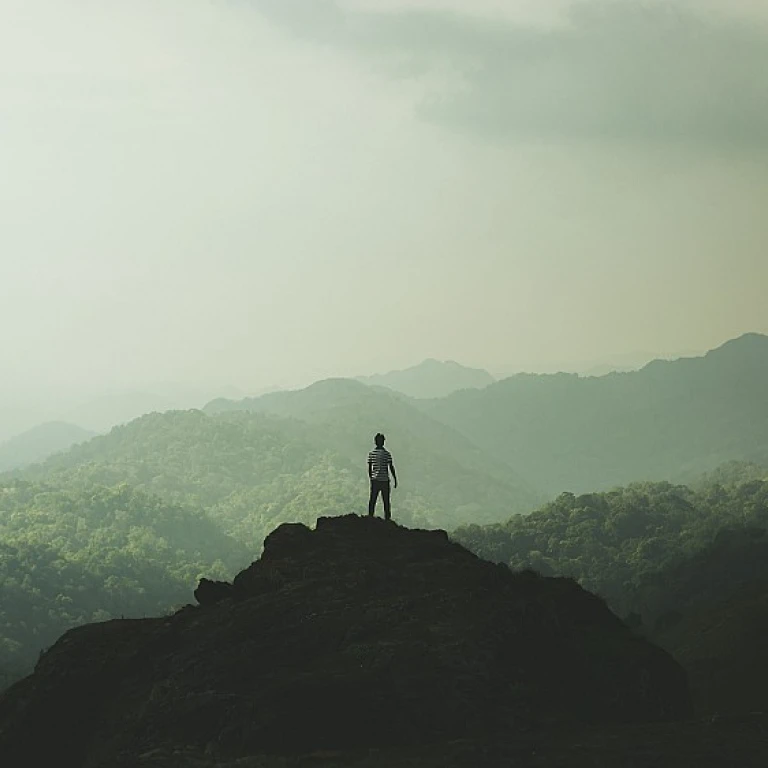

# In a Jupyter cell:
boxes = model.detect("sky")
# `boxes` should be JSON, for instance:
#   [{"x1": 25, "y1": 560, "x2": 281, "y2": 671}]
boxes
[{"x1": 2, "y1": 0, "x2": 768, "y2": 434}]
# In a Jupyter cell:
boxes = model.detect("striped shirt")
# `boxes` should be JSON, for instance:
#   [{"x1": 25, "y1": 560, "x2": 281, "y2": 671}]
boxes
[{"x1": 368, "y1": 447, "x2": 393, "y2": 481}]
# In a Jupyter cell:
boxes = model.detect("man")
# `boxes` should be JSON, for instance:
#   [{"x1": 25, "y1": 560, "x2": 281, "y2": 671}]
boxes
[{"x1": 367, "y1": 432, "x2": 397, "y2": 520}]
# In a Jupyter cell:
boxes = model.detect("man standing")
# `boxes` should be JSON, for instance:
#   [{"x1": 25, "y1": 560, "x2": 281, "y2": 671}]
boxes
[{"x1": 368, "y1": 432, "x2": 397, "y2": 520}]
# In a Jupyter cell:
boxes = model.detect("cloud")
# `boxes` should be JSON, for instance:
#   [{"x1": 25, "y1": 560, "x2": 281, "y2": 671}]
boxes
[{"x1": 249, "y1": 0, "x2": 768, "y2": 146}]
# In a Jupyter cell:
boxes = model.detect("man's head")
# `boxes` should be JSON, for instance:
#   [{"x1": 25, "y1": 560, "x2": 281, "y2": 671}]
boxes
[{"x1": 374, "y1": 433, "x2": 385, "y2": 448}]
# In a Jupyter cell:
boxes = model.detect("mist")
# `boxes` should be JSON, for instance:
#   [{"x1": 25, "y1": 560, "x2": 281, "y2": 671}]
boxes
[{"x1": 2, "y1": 0, "x2": 767, "y2": 437}]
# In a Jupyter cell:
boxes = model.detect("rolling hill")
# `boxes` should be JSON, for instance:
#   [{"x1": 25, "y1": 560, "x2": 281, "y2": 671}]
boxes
[
  {"x1": 206, "y1": 378, "x2": 541, "y2": 525},
  {"x1": 20, "y1": 395, "x2": 541, "y2": 546}
]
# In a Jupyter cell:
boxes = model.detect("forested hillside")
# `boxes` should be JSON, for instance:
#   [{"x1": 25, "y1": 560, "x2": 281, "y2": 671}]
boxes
[
  {"x1": 2, "y1": 392, "x2": 539, "y2": 677},
  {"x1": 453, "y1": 463, "x2": 768, "y2": 713},
  {"x1": 454, "y1": 464, "x2": 768, "y2": 616},
  {"x1": 422, "y1": 333, "x2": 768, "y2": 494},
  {"x1": 21, "y1": 402, "x2": 539, "y2": 543},
  {"x1": 20, "y1": 410, "x2": 360, "y2": 547},
  {"x1": 0, "y1": 481, "x2": 247, "y2": 673},
  {"x1": 205, "y1": 380, "x2": 541, "y2": 525}
]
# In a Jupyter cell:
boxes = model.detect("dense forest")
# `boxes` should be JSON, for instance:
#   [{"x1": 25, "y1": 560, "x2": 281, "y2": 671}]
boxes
[
  {"x1": 27, "y1": 398, "x2": 540, "y2": 538},
  {"x1": 21, "y1": 410, "x2": 365, "y2": 548},
  {"x1": 0, "y1": 481, "x2": 247, "y2": 674},
  {"x1": 454, "y1": 462, "x2": 768, "y2": 618},
  {"x1": 453, "y1": 462, "x2": 768, "y2": 714}
]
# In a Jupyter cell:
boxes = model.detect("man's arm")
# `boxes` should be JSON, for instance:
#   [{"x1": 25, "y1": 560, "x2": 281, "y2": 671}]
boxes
[
  {"x1": 367, "y1": 457, "x2": 373, "y2": 479},
  {"x1": 389, "y1": 458, "x2": 397, "y2": 488}
]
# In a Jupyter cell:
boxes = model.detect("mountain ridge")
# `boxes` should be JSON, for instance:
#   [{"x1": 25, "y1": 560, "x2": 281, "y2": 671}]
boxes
[{"x1": 420, "y1": 333, "x2": 768, "y2": 494}]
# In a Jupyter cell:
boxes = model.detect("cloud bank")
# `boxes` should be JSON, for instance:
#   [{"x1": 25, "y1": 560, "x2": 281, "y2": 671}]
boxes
[{"x1": 251, "y1": 0, "x2": 768, "y2": 146}]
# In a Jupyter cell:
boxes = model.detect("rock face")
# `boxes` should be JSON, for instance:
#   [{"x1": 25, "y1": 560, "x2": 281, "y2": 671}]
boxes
[{"x1": 0, "y1": 515, "x2": 691, "y2": 767}]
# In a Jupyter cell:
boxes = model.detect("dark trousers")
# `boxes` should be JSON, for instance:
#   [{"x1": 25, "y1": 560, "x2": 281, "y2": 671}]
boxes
[{"x1": 368, "y1": 480, "x2": 391, "y2": 519}]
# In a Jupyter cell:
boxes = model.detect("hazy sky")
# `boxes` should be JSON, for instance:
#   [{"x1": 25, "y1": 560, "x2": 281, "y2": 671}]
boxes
[{"x1": 2, "y1": 0, "x2": 768, "y2": 429}]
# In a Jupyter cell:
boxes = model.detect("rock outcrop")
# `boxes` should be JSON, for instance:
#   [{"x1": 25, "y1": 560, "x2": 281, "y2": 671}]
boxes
[{"x1": 0, "y1": 515, "x2": 691, "y2": 767}]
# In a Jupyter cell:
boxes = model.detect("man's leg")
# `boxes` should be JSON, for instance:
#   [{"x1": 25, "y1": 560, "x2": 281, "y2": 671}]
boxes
[
  {"x1": 382, "y1": 482, "x2": 391, "y2": 520},
  {"x1": 368, "y1": 481, "x2": 380, "y2": 516}
]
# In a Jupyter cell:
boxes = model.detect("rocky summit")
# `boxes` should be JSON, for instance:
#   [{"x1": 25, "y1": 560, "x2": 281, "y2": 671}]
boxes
[{"x1": 0, "y1": 515, "x2": 693, "y2": 767}]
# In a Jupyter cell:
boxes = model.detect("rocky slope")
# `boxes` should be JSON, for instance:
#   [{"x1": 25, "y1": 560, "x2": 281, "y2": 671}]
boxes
[{"x1": 0, "y1": 515, "x2": 692, "y2": 767}]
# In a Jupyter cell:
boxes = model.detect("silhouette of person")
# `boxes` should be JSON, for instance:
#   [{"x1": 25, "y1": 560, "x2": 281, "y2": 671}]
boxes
[{"x1": 368, "y1": 432, "x2": 397, "y2": 520}]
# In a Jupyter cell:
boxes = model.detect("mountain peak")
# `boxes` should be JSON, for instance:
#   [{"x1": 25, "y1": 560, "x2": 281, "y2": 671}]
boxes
[
  {"x1": 0, "y1": 514, "x2": 690, "y2": 765},
  {"x1": 708, "y1": 332, "x2": 768, "y2": 357},
  {"x1": 358, "y1": 360, "x2": 495, "y2": 399}
]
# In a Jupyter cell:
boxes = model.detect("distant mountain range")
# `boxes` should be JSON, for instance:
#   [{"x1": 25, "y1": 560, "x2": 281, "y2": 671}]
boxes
[
  {"x1": 0, "y1": 422, "x2": 95, "y2": 472},
  {"x1": 203, "y1": 331, "x2": 768, "y2": 507},
  {"x1": 356, "y1": 359, "x2": 495, "y2": 399},
  {"x1": 421, "y1": 333, "x2": 768, "y2": 495},
  {"x1": 11, "y1": 333, "x2": 768, "y2": 506},
  {"x1": 210, "y1": 332, "x2": 768, "y2": 498}
]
